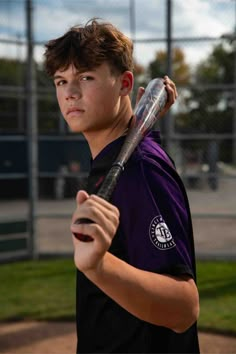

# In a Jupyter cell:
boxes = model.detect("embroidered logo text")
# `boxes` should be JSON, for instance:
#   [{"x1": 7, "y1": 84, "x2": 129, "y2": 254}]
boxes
[{"x1": 149, "y1": 215, "x2": 176, "y2": 250}]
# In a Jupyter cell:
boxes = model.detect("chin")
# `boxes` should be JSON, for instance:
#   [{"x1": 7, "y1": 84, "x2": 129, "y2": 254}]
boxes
[{"x1": 69, "y1": 126, "x2": 83, "y2": 133}]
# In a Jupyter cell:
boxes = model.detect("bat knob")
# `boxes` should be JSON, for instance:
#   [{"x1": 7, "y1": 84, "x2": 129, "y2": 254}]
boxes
[
  {"x1": 73, "y1": 218, "x2": 94, "y2": 242},
  {"x1": 74, "y1": 233, "x2": 93, "y2": 242}
]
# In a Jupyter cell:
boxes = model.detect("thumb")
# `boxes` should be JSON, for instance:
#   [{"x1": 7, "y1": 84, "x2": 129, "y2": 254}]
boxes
[{"x1": 76, "y1": 190, "x2": 89, "y2": 205}]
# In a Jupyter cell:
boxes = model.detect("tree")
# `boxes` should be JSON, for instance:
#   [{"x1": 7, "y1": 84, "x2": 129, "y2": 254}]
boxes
[
  {"x1": 0, "y1": 58, "x2": 59, "y2": 134},
  {"x1": 185, "y1": 43, "x2": 234, "y2": 134},
  {"x1": 182, "y1": 42, "x2": 234, "y2": 162},
  {"x1": 148, "y1": 47, "x2": 191, "y2": 85}
]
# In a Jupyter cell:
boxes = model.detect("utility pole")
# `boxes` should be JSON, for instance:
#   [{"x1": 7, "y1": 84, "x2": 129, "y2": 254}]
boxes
[
  {"x1": 26, "y1": 0, "x2": 38, "y2": 259},
  {"x1": 129, "y1": 0, "x2": 136, "y2": 50}
]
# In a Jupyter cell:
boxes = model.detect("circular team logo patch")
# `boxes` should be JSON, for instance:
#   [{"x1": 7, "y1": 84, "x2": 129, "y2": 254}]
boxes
[{"x1": 149, "y1": 215, "x2": 176, "y2": 250}]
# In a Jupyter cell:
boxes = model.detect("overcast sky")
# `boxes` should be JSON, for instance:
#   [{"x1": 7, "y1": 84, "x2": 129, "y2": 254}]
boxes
[{"x1": 0, "y1": 0, "x2": 235, "y2": 68}]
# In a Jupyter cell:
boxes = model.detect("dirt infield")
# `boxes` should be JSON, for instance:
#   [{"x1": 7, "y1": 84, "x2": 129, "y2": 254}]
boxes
[{"x1": 0, "y1": 321, "x2": 236, "y2": 354}]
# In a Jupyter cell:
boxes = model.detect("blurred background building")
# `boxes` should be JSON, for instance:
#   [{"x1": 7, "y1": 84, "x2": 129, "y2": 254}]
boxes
[{"x1": 0, "y1": 0, "x2": 236, "y2": 261}]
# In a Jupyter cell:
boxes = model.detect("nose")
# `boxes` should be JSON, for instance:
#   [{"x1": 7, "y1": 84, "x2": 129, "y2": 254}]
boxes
[{"x1": 65, "y1": 82, "x2": 81, "y2": 100}]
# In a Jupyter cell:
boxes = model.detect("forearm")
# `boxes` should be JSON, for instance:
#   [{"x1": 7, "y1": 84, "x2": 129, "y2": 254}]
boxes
[{"x1": 84, "y1": 252, "x2": 199, "y2": 333}]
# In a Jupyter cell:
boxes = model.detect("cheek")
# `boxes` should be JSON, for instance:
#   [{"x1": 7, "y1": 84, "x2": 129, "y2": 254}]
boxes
[
  {"x1": 56, "y1": 92, "x2": 65, "y2": 112},
  {"x1": 98, "y1": 88, "x2": 120, "y2": 109},
  {"x1": 85, "y1": 83, "x2": 120, "y2": 118}
]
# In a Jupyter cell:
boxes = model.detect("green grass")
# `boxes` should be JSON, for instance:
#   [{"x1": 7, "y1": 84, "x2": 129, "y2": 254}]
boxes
[
  {"x1": 0, "y1": 259, "x2": 235, "y2": 335},
  {"x1": 0, "y1": 258, "x2": 76, "y2": 321},
  {"x1": 197, "y1": 261, "x2": 236, "y2": 334}
]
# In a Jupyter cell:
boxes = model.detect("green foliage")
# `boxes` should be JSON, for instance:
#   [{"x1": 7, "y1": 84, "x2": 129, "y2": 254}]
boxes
[
  {"x1": 0, "y1": 58, "x2": 25, "y2": 85},
  {"x1": 148, "y1": 47, "x2": 191, "y2": 85},
  {"x1": 0, "y1": 58, "x2": 58, "y2": 133},
  {"x1": 0, "y1": 58, "x2": 53, "y2": 87},
  {"x1": 180, "y1": 42, "x2": 235, "y2": 162},
  {"x1": 196, "y1": 43, "x2": 234, "y2": 84},
  {"x1": 147, "y1": 42, "x2": 235, "y2": 156},
  {"x1": 186, "y1": 42, "x2": 234, "y2": 133}
]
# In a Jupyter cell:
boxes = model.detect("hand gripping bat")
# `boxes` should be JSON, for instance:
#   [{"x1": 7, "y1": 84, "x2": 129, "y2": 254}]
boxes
[{"x1": 74, "y1": 78, "x2": 168, "y2": 241}]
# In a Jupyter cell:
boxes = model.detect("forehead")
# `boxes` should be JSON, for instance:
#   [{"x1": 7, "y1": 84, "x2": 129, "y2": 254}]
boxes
[
  {"x1": 54, "y1": 64, "x2": 81, "y2": 78},
  {"x1": 53, "y1": 62, "x2": 115, "y2": 78}
]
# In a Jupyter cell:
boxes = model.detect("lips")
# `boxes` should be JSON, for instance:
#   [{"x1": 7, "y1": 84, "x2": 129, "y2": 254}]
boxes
[{"x1": 66, "y1": 107, "x2": 84, "y2": 115}]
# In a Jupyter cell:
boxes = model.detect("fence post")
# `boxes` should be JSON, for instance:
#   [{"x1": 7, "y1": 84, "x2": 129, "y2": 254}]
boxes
[
  {"x1": 165, "y1": 0, "x2": 174, "y2": 154},
  {"x1": 26, "y1": 0, "x2": 38, "y2": 259}
]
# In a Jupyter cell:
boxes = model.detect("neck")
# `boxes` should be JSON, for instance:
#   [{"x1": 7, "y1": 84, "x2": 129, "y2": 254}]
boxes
[{"x1": 84, "y1": 98, "x2": 133, "y2": 159}]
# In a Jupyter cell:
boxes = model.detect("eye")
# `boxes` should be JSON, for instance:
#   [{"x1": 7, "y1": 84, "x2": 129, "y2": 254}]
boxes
[
  {"x1": 55, "y1": 80, "x2": 66, "y2": 87},
  {"x1": 81, "y1": 76, "x2": 94, "y2": 81}
]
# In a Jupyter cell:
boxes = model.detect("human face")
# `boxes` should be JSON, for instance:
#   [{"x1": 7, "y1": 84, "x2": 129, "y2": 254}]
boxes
[{"x1": 54, "y1": 63, "x2": 124, "y2": 134}]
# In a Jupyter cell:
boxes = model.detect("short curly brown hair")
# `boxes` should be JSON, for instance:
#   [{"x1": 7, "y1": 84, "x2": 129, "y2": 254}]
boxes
[{"x1": 44, "y1": 18, "x2": 134, "y2": 77}]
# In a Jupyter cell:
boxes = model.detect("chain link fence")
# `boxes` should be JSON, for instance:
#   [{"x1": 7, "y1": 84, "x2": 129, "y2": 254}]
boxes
[{"x1": 0, "y1": 0, "x2": 236, "y2": 261}]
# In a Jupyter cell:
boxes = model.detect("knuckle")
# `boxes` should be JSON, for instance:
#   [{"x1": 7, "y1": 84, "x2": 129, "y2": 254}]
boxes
[
  {"x1": 109, "y1": 219, "x2": 119, "y2": 236},
  {"x1": 88, "y1": 205, "x2": 98, "y2": 218},
  {"x1": 111, "y1": 211, "x2": 120, "y2": 227},
  {"x1": 89, "y1": 194, "x2": 97, "y2": 202},
  {"x1": 86, "y1": 198, "x2": 94, "y2": 208}
]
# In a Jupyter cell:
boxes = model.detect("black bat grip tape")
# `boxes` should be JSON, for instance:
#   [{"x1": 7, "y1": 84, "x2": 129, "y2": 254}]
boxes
[
  {"x1": 97, "y1": 163, "x2": 124, "y2": 200},
  {"x1": 73, "y1": 163, "x2": 124, "y2": 242}
]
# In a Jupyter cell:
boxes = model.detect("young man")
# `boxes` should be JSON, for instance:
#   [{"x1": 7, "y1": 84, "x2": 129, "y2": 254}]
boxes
[{"x1": 44, "y1": 19, "x2": 200, "y2": 353}]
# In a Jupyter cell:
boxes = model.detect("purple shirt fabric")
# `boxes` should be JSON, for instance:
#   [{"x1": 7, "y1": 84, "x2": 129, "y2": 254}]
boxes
[{"x1": 93, "y1": 130, "x2": 195, "y2": 278}]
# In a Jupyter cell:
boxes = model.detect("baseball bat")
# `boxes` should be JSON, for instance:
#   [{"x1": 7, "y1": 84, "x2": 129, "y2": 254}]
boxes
[{"x1": 74, "y1": 78, "x2": 168, "y2": 241}]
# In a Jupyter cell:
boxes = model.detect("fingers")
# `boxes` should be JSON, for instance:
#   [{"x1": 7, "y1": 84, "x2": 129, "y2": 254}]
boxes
[
  {"x1": 158, "y1": 75, "x2": 178, "y2": 118},
  {"x1": 163, "y1": 75, "x2": 178, "y2": 102},
  {"x1": 73, "y1": 192, "x2": 119, "y2": 224},
  {"x1": 72, "y1": 219, "x2": 112, "y2": 273},
  {"x1": 72, "y1": 222, "x2": 111, "y2": 247},
  {"x1": 71, "y1": 192, "x2": 120, "y2": 240},
  {"x1": 76, "y1": 190, "x2": 89, "y2": 205},
  {"x1": 71, "y1": 192, "x2": 120, "y2": 271}
]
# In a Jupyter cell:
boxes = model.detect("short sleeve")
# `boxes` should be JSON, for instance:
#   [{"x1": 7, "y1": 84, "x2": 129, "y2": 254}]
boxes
[{"x1": 112, "y1": 154, "x2": 195, "y2": 278}]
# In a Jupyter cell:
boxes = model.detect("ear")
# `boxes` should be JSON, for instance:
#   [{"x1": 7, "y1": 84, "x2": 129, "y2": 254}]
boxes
[{"x1": 120, "y1": 71, "x2": 134, "y2": 96}]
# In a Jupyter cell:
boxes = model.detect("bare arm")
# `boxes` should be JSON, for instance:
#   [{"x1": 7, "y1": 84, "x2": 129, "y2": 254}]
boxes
[{"x1": 85, "y1": 252, "x2": 199, "y2": 333}]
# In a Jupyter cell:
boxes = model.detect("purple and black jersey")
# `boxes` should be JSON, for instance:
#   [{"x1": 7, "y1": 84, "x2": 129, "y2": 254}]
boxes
[{"x1": 76, "y1": 131, "x2": 199, "y2": 353}]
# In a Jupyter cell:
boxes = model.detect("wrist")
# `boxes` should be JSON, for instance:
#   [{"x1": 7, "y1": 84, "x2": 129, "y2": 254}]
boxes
[{"x1": 83, "y1": 253, "x2": 106, "y2": 279}]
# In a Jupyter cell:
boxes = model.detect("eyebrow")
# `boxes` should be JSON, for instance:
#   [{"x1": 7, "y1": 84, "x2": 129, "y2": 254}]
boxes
[{"x1": 53, "y1": 74, "x2": 64, "y2": 81}]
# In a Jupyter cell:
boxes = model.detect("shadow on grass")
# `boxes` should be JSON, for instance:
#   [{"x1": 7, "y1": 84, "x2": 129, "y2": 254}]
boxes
[{"x1": 199, "y1": 278, "x2": 236, "y2": 299}]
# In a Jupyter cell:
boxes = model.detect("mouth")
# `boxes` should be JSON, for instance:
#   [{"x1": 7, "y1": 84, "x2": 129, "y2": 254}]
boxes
[{"x1": 66, "y1": 107, "x2": 84, "y2": 116}]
